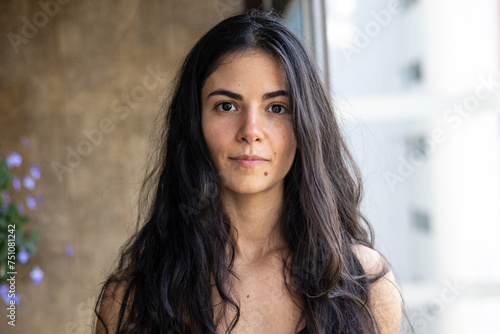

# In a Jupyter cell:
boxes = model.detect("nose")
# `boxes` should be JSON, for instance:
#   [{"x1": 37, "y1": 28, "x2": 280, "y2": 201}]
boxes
[{"x1": 237, "y1": 106, "x2": 264, "y2": 143}]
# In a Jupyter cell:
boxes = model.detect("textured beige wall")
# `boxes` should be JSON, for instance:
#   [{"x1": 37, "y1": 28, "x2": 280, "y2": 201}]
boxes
[{"x1": 0, "y1": 0, "x2": 243, "y2": 332}]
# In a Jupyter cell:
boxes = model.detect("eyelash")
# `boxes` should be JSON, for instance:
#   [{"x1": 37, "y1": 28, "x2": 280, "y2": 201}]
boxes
[{"x1": 214, "y1": 102, "x2": 288, "y2": 114}]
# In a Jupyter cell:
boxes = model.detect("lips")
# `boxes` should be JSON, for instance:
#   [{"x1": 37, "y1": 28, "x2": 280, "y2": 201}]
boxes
[{"x1": 229, "y1": 154, "x2": 268, "y2": 167}]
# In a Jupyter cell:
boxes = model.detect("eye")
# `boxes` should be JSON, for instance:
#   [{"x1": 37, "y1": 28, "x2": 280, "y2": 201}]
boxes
[
  {"x1": 267, "y1": 104, "x2": 287, "y2": 114},
  {"x1": 216, "y1": 102, "x2": 237, "y2": 112}
]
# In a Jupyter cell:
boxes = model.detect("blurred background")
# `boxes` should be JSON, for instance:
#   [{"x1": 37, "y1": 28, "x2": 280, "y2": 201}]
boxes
[{"x1": 0, "y1": 0, "x2": 498, "y2": 333}]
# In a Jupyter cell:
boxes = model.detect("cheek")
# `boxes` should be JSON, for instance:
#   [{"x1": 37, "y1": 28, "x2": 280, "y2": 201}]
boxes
[
  {"x1": 203, "y1": 120, "x2": 229, "y2": 159},
  {"x1": 273, "y1": 125, "x2": 297, "y2": 166},
  {"x1": 284, "y1": 139, "x2": 297, "y2": 163},
  {"x1": 202, "y1": 113, "x2": 216, "y2": 149},
  {"x1": 282, "y1": 125, "x2": 297, "y2": 157}
]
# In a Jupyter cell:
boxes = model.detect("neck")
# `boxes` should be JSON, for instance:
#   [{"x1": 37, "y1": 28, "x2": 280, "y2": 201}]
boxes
[{"x1": 223, "y1": 185, "x2": 286, "y2": 263}]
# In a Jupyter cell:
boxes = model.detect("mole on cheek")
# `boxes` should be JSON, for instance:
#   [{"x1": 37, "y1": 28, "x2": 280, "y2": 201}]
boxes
[{"x1": 264, "y1": 171, "x2": 268, "y2": 176}]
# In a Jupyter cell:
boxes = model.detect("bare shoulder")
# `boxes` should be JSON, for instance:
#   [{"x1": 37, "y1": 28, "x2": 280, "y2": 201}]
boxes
[
  {"x1": 351, "y1": 243, "x2": 386, "y2": 275},
  {"x1": 351, "y1": 244, "x2": 402, "y2": 334},
  {"x1": 96, "y1": 275, "x2": 132, "y2": 334}
]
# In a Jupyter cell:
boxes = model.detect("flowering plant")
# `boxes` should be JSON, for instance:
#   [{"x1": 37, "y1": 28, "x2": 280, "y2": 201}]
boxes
[{"x1": 0, "y1": 147, "x2": 40, "y2": 284}]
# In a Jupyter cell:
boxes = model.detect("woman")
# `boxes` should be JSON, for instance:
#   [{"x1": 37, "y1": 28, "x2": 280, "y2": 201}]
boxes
[{"x1": 95, "y1": 11, "x2": 401, "y2": 334}]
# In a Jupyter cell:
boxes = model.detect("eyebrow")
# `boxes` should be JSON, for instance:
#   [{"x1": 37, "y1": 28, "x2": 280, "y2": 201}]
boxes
[{"x1": 207, "y1": 89, "x2": 288, "y2": 101}]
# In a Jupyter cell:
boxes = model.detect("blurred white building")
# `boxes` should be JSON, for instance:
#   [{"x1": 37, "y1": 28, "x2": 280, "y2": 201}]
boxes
[{"x1": 286, "y1": 0, "x2": 500, "y2": 332}]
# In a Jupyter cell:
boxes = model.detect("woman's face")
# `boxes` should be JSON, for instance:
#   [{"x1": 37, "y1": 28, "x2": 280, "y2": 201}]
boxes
[{"x1": 201, "y1": 50, "x2": 297, "y2": 197}]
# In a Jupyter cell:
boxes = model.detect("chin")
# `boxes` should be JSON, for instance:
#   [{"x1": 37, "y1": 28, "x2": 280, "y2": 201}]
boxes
[
  {"x1": 225, "y1": 185, "x2": 266, "y2": 195},
  {"x1": 222, "y1": 179, "x2": 282, "y2": 196}
]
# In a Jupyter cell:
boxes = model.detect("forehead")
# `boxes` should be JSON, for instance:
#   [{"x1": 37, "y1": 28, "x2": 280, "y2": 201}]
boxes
[{"x1": 202, "y1": 50, "x2": 287, "y2": 94}]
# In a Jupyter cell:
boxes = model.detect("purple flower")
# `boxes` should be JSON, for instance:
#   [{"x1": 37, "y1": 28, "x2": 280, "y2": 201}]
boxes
[
  {"x1": 0, "y1": 284, "x2": 19, "y2": 305},
  {"x1": 1, "y1": 191, "x2": 10, "y2": 205},
  {"x1": 21, "y1": 137, "x2": 31, "y2": 148},
  {"x1": 6, "y1": 152, "x2": 22, "y2": 168},
  {"x1": 1, "y1": 192, "x2": 10, "y2": 211},
  {"x1": 30, "y1": 265, "x2": 44, "y2": 285},
  {"x1": 26, "y1": 196, "x2": 37, "y2": 210},
  {"x1": 18, "y1": 248, "x2": 30, "y2": 264},
  {"x1": 23, "y1": 176, "x2": 35, "y2": 190},
  {"x1": 12, "y1": 177, "x2": 21, "y2": 191},
  {"x1": 66, "y1": 244, "x2": 74, "y2": 258},
  {"x1": 0, "y1": 284, "x2": 9, "y2": 305},
  {"x1": 30, "y1": 164, "x2": 41, "y2": 179},
  {"x1": 17, "y1": 203, "x2": 25, "y2": 214}
]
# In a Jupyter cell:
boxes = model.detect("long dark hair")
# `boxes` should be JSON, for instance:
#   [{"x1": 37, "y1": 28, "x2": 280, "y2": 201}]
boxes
[{"x1": 95, "y1": 11, "x2": 387, "y2": 334}]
